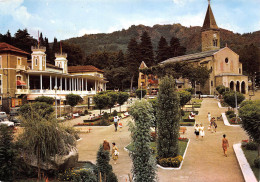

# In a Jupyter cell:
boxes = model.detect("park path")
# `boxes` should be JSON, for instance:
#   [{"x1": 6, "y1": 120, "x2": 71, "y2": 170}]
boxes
[
  {"x1": 157, "y1": 98, "x2": 248, "y2": 182},
  {"x1": 70, "y1": 98, "x2": 248, "y2": 182}
]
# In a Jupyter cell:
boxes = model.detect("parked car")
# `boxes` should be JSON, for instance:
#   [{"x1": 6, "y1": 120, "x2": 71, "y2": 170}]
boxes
[
  {"x1": 10, "y1": 107, "x2": 20, "y2": 116},
  {"x1": 9, "y1": 116, "x2": 21, "y2": 125},
  {"x1": 0, "y1": 112, "x2": 8, "y2": 120},
  {"x1": 0, "y1": 120, "x2": 14, "y2": 127}
]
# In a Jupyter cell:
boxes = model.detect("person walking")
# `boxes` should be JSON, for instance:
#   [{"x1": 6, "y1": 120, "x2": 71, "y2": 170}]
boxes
[
  {"x1": 114, "y1": 116, "x2": 118, "y2": 132},
  {"x1": 208, "y1": 112, "x2": 211, "y2": 123},
  {"x1": 222, "y1": 134, "x2": 229, "y2": 157},
  {"x1": 199, "y1": 124, "x2": 205, "y2": 139},
  {"x1": 211, "y1": 117, "x2": 217, "y2": 132},
  {"x1": 111, "y1": 142, "x2": 119, "y2": 164},
  {"x1": 194, "y1": 124, "x2": 200, "y2": 140},
  {"x1": 103, "y1": 139, "x2": 110, "y2": 152}
]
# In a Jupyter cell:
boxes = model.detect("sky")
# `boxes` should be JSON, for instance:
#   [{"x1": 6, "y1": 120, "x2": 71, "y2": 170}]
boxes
[{"x1": 0, "y1": 0, "x2": 260, "y2": 41}]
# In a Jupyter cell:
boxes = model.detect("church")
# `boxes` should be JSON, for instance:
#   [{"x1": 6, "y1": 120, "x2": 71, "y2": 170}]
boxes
[{"x1": 138, "y1": 1, "x2": 248, "y2": 95}]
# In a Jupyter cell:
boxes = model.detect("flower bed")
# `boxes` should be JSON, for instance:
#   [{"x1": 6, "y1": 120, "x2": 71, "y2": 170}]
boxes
[{"x1": 125, "y1": 138, "x2": 189, "y2": 168}]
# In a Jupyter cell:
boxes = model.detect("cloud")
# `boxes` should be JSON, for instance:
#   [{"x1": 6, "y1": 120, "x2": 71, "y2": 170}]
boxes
[{"x1": 172, "y1": 0, "x2": 195, "y2": 6}]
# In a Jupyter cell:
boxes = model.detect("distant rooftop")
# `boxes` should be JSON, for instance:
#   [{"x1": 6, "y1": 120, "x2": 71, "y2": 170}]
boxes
[
  {"x1": 68, "y1": 65, "x2": 104, "y2": 73},
  {"x1": 160, "y1": 49, "x2": 221, "y2": 64},
  {"x1": 0, "y1": 42, "x2": 29, "y2": 55}
]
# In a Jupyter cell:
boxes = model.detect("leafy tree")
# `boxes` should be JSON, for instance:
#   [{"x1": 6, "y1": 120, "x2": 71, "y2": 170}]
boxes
[
  {"x1": 239, "y1": 101, "x2": 260, "y2": 156},
  {"x1": 20, "y1": 102, "x2": 54, "y2": 118},
  {"x1": 0, "y1": 125, "x2": 18, "y2": 181},
  {"x1": 51, "y1": 37, "x2": 59, "y2": 63},
  {"x1": 66, "y1": 94, "x2": 83, "y2": 112},
  {"x1": 178, "y1": 90, "x2": 192, "y2": 108},
  {"x1": 135, "y1": 89, "x2": 147, "y2": 99},
  {"x1": 117, "y1": 92, "x2": 129, "y2": 112},
  {"x1": 128, "y1": 100, "x2": 156, "y2": 182},
  {"x1": 35, "y1": 96, "x2": 55, "y2": 105},
  {"x1": 115, "y1": 50, "x2": 125, "y2": 67},
  {"x1": 93, "y1": 94, "x2": 109, "y2": 114},
  {"x1": 223, "y1": 91, "x2": 245, "y2": 108},
  {"x1": 0, "y1": 30, "x2": 13, "y2": 44},
  {"x1": 182, "y1": 65, "x2": 210, "y2": 87},
  {"x1": 216, "y1": 85, "x2": 229, "y2": 95},
  {"x1": 156, "y1": 36, "x2": 169, "y2": 64},
  {"x1": 107, "y1": 92, "x2": 118, "y2": 113},
  {"x1": 126, "y1": 38, "x2": 140, "y2": 92},
  {"x1": 13, "y1": 29, "x2": 37, "y2": 57},
  {"x1": 139, "y1": 31, "x2": 154, "y2": 67},
  {"x1": 157, "y1": 76, "x2": 181, "y2": 158},
  {"x1": 169, "y1": 36, "x2": 186, "y2": 57},
  {"x1": 104, "y1": 67, "x2": 131, "y2": 90},
  {"x1": 96, "y1": 145, "x2": 118, "y2": 182},
  {"x1": 18, "y1": 102, "x2": 76, "y2": 179},
  {"x1": 239, "y1": 44, "x2": 260, "y2": 79}
]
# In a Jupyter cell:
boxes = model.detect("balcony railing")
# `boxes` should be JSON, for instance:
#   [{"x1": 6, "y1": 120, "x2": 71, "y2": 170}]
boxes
[
  {"x1": 26, "y1": 89, "x2": 96, "y2": 95},
  {"x1": 16, "y1": 89, "x2": 29, "y2": 94},
  {"x1": 16, "y1": 65, "x2": 26, "y2": 71}
]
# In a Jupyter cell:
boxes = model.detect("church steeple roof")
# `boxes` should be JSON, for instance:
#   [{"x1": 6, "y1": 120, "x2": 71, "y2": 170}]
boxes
[{"x1": 202, "y1": 1, "x2": 218, "y2": 31}]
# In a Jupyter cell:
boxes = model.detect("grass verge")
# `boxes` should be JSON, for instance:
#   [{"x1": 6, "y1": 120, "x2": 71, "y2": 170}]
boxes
[{"x1": 242, "y1": 147, "x2": 259, "y2": 181}]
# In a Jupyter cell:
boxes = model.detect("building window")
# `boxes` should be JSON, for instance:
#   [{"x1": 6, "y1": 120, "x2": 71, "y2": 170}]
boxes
[
  {"x1": 211, "y1": 80, "x2": 213, "y2": 86},
  {"x1": 0, "y1": 56, "x2": 2, "y2": 68},
  {"x1": 17, "y1": 57, "x2": 21, "y2": 65},
  {"x1": 225, "y1": 58, "x2": 229, "y2": 63},
  {"x1": 35, "y1": 58, "x2": 38, "y2": 66},
  {"x1": 213, "y1": 39, "x2": 218, "y2": 47},
  {"x1": 239, "y1": 68, "x2": 241, "y2": 74}
]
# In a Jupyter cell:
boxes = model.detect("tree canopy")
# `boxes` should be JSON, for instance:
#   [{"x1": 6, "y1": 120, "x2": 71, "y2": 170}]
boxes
[
  {"x1": 223, "y1": 91, "x2": 245, "y2": 108},
  {"x1": 66, "y1": 94, "x2": 83, "y2": 108}
]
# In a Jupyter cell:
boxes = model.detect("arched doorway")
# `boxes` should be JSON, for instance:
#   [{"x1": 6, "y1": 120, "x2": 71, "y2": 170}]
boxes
[
  {"x1": 230, "y1": 81, "x2": 234, "y2": 91},
  {"x1": 241, "y1": 81, "x2": 246, "y2": 94},
  {"x1": 236, "y1": 81, "x2": 240, "y2": 92}
]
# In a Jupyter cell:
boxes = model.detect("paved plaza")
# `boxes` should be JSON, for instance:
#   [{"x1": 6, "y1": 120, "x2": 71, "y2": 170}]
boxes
[{"x1": 63, "y1": 98, "x2": 249, "y2": 182}]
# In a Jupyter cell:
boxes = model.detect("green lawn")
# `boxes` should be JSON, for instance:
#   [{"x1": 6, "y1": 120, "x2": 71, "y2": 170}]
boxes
[
  {"x1": 126, "y1": 140, "x2": 188, "y2": 157},
  {"x1": 242, "y1": 148, "x2": 259, "y2": 181}
]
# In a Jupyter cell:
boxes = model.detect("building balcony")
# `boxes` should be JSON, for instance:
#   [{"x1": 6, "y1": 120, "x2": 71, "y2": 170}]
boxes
[
  {"x1": 16, "y1": 65, "x2": 26, "y2": 71},
  {"x1": 27, "y1": 89, "x2": 96, "y2": 95},
  {"x1": 16, "y1": 89, "x2": 29, "y2": 94}
]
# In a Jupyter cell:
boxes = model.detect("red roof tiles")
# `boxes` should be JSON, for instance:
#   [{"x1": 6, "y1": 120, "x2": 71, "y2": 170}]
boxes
[
  {"x1": 68, "y1": 65, "x2": 104, "y2": 73},
  {"x1": 0, "y1": 42, "x2": 29, "y2": 55}
]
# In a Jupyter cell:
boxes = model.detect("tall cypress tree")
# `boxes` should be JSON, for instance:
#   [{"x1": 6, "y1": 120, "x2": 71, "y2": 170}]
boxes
[
  {"x1": 129, "y1": 100, "x2": 156, "y2": 182},
  {"x1": 115, "y1": 50, "x2": 125, "y2": 67},
  {"x1": 169, "y1": 36, "x2": 186, "y2": 58},
  {"x1": 156, "y1": 36, "x2": 170, "y2": 63},
  {"x1": 96, "y1": 145, "x2": 118, "y2": 182},
  {"x1": 157, "y1": 76, "x2": 181, "y2": 158},
  {"x1": 126, "y1": 38, "x2": 140, "y2": 92},
  {"x1": 139, "y1": 31, "x2": 154, "y2": 67}
]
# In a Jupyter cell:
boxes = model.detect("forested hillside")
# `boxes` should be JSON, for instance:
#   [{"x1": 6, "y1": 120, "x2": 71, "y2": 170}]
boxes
[{"x1": 65, "y1": 24, "x2": 260, "y2": 55}]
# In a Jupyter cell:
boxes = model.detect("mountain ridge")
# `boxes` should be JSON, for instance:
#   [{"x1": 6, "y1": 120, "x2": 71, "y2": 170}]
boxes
[{"x1": 64, "y1": 23, "x2": 260, "y2": 55}]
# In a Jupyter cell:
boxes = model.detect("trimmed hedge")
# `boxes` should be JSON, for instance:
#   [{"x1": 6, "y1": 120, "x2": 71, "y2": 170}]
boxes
[{"x1": 183, "y1": 119, "x2": 195, "y2": 122}]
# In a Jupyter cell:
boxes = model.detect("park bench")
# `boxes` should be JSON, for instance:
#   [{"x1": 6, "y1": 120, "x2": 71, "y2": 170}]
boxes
[{"x1": 179, "y1": 127, "x2": 187, "y2": 134}]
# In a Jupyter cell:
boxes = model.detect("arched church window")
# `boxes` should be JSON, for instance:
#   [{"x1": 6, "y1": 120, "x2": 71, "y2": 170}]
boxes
[
  {"x1": 213, "y1": 39, "x2": 218, "y2": 47},
  {"x1": 35, "y1": 58, "x2": 38, "y2": 66}
]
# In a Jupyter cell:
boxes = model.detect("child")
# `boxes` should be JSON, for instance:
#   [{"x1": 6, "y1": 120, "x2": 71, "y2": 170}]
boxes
[{"x1": 118, "y1": 121, "x2": 123, "y2": 131}]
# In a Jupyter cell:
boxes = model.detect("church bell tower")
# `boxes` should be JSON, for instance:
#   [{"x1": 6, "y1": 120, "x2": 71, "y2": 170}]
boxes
[{"x1": 201, "y1": 0, "x2": 220, "y2": 52}]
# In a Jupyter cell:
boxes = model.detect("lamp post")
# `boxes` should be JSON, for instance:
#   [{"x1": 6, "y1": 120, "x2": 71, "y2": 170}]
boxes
[{"x1": 54, "y1": 86, "x2": 57, "y2": 119}]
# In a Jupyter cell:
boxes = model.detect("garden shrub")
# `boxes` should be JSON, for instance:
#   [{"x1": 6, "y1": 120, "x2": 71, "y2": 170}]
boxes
[
  {"x1": 158, "y1": 155, "x2": 183, "y2": 168},
  {"x1": 225, "y1": 110, "x2": 234, "y2": 116},
  {"x1": 228, "y1": 113, "x2": 236, "y2": 118},
  {"x1": 183, "y1": 119, "x2": 195, "y2": 122},
  {"x1": 254, "y1": 157, "x2": 260, "y2": 168},
  {"x1": 103, "y1": 112, "x2": 109, "y2": 120},
  {"x1": 84, "y1": 110, "x2": 89, "y2": 115},
  {"x1": 245, "y1": 142, "x2": 258, "y2": 150},
  {"x1": 112, "y1": 110, "x2": 118, "y2": 116},
  {"x1": 58, "y1": 168, "x2": 97, "y2": 181}
]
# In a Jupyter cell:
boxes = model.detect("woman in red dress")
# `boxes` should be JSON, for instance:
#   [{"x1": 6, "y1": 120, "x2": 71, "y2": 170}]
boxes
[{"x1": 222, "y1": 134, "x2": 229, "y2": 157}]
